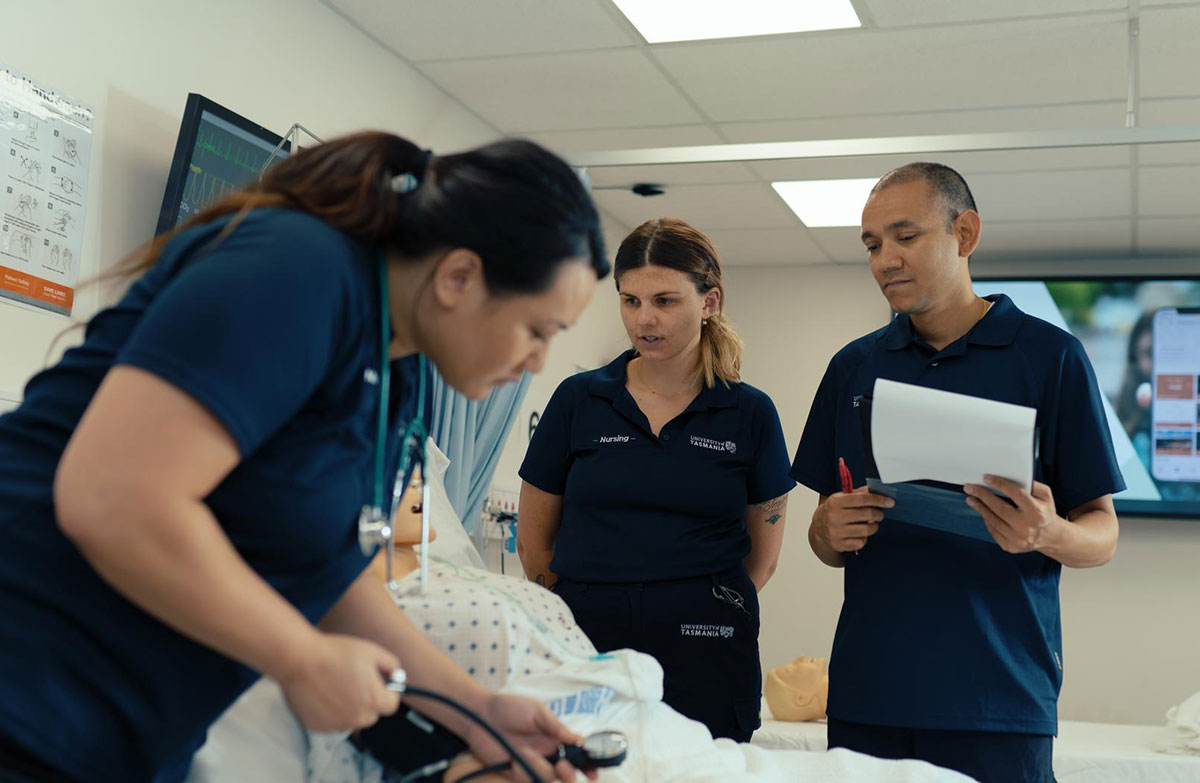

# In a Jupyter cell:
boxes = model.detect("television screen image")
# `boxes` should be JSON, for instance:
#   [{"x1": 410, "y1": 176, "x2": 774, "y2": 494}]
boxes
[
  {"x1": 155, "y1": 94, "x2": 290, "y2": 236},
  {"x1": 974, "y1": 278, "x2": 1200, "y2": 519}
]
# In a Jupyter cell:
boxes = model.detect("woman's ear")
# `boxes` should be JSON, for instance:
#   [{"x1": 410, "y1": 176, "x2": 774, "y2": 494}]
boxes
[
  {"x1": 430, "y1": 248, "x2": 484, "y2": 309},
  {"x1": 702, "y1": 287, "x2": 722, "y2": 319}
]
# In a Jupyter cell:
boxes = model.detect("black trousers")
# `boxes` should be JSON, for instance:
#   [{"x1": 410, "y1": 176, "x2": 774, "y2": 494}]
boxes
[
  {"x1": 555, "y1": 567, "x2": 762, "y2": 742},
  {"x1": 828, "y1": 716, "x2": 1056, "y2": 783}
]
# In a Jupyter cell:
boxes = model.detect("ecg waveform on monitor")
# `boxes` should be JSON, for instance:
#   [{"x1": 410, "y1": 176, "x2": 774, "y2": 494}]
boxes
[
  {"x1": 194, "y1": 124, "x2": 277, "y2": 176},
  {"x1": 179, "y1": 166, "x2": 238, "y2": 220},
  {"x1": 176, "y1": 119, "x2": 281, "y2": 225}
]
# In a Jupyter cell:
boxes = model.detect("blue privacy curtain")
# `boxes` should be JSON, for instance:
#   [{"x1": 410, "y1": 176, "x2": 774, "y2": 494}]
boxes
[{"x1": 429, "y1": 367, "x2": 532, "y2": 532}]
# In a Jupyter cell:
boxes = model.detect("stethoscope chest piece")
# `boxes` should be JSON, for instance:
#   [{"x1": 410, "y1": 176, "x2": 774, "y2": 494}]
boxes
[{"x1": 358, "y1": 505, "x2": 392, "y2": 556}]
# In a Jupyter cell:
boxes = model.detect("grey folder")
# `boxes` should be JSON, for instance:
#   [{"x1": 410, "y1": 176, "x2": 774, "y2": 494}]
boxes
[{"x1": 867, "y1": 477, "x2": 995, "y2": 543}]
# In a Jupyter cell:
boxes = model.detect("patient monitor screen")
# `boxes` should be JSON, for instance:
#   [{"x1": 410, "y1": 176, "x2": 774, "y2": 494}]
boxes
[{"x1": 974, "y1": 278, "x2": 1200, "y2": 519}]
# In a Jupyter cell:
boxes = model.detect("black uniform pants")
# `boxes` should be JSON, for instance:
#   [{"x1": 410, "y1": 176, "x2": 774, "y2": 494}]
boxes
[
  {"x1": 555, "y1": 567, "x2": 762, "y2": 742},
  {"x1": 828, "y1": 717, "x2": 1056, "y2": 783}
]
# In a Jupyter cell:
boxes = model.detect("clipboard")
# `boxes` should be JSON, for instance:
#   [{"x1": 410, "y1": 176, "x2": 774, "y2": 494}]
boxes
[
  {"x1": 857, "y1": 393, "x2": 1025, "y2": 544},
  {"x1": 866, "y1": 477, "x2": 993, "y2": 542}
]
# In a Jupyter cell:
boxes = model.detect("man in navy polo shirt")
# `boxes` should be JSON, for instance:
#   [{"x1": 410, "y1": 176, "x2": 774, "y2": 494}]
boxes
[{"x1": 791, "y1": 163, "x2": 1124, "y2": 783}]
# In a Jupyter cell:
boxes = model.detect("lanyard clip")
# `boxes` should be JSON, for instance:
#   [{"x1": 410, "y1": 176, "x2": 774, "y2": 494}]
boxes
[{"x1": 712, "y1": 584, "x2": 749, "y2": 617}]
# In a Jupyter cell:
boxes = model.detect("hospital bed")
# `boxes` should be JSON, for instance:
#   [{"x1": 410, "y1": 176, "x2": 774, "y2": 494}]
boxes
[{"x1": 752, "y1": 713, "x2": 1200, "y2": 783}]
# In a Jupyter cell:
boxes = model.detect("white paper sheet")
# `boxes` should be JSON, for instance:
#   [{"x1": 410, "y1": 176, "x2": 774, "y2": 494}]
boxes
[{"x1": 871, "y1": 378, "x2": 1036, "y2": 490}]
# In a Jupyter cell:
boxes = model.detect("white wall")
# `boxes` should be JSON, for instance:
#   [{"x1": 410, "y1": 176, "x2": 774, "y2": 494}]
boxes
[
  {"x1": 722, "y1": 262, "x2": 1200, "y2": 727},
  {"x1": 489, "y1": 221, "x2": 632, "y2": 500},
  {"x1": 0, "y1": 0, "x2": 497, "y2": 397}
]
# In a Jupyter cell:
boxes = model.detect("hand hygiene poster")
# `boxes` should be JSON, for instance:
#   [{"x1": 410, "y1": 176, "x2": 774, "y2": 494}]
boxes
[{"x1": 0, "y1": 64, "x2": 92, "y2": 315}]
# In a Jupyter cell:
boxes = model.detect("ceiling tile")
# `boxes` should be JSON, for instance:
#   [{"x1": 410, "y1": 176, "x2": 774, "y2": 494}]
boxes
[
  {"x1": 705, "y1": 228, "x2": 832, "y2": 266},
  {"x1": 719, "y1": 102, "x2": 1127, "y2": 143},
  {"x1": 748, "y1": 146, "x2": 1129, "y2": 183},
  {"x1": 1137, "y1": 217, "x2": 1200, "y2": 254},
  {"x1": 529, "y1": 124, "x2": 724, "y2": 153},
  {"x1": 587, "y1": 162, "x2": 758, "y2": 188},
  {"x1": 1139, "y1": 7, "x2": 1200, "y2": 99},
  {"x1": 973, "y1": 218, "x2": 1133, "y2": 260},
  {"x1": 1137, "y1": 166, "x2": 1200, "y2": 217},
  {"x1": 863, "y1": 0, "x2": 1124, "y2": 27},
  {"x1": 420, "y1": 50, "x2": 704, "y2": 131},
  {"x1": 808, "y1": 227, "x2": 871, "y2": 264},
  {"x1": 652, "y1": 17, "x2": 1129, "y2": 122},
  {"x1": 1136, "y1": 100, "x2": 1200, "y2": 165},
  {"x1": 326, "y1": 0, "x2": 636, "y2": 60},
  {"x1": 592, "y1": 183, "x2": 800, "y2": 232},
  {"x1": 967, "y1": 168, "x2": 1132, "y2": 221}
]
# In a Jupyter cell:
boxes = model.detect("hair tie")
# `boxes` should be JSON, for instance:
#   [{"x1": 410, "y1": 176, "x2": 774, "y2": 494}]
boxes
[{"x1": 390, "y1": 148, "x2": 433, "y2": 194}]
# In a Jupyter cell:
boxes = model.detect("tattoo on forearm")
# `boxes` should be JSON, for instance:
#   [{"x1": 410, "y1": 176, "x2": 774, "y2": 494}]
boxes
[
  {"x1": 765, "y1": 513, "x2": 782, "y2": 525},
  {"x1": 754, "y1": 494, "x2": 788, "y2": 514}
]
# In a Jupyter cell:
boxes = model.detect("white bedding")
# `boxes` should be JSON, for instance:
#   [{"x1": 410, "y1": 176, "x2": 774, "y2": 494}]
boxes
[
  {"x1": 190, "y1": 657, "x2": 972, "y2": 783},
  {"x1": 189, "y1": 562, "x2": 973, "y2": 783},
  {"x1": 751, "y1": 716, "x2": 1200, "y2": 783}
]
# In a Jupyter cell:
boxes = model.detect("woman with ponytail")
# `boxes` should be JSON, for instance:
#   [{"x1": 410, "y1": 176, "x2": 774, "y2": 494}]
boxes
[
  {"x1": 0, "y1": 131, "x2": 608, "y2": 783},
  {"x1": 517, "y1": 217, "x2": 794, "y2": 742}
]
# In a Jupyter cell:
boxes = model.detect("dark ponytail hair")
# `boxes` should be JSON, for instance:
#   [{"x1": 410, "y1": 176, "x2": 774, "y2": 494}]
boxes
[
  {"x1": 614, "y1": 217, "x2": 743, "y2": 389},
  {"x1": 113, "y1": 131, "x2": 608, "y2": 292}
]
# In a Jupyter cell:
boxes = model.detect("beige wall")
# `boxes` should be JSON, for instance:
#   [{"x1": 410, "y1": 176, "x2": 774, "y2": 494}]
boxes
[
  {"x1": 722, "y1": 262, "x2": 1200, "y2": 727},
  {"x1": 490, "y1": 222, "x2": 631, "y2": 498},
  {"x1": 0, "y1": 0, "x2": 496, "y2": 401}
]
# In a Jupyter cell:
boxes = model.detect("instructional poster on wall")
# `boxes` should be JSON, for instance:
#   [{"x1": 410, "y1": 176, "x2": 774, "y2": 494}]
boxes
[{"x1": 0, "y1": 64, "x2": 92, "y2": 316}]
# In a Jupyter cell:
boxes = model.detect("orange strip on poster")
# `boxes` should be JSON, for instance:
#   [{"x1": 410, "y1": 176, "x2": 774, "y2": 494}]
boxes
[{"x1": 0, "y1": 266, "x2": 74, "y2": 310}]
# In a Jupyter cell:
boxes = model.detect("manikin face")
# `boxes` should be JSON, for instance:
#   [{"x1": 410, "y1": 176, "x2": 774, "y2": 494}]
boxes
[
  {"x1": 616, "y1": 265, "x2": 718, "y2": 362},
  {"x1": 418, "y1": 254, "x2": 597, "y2": 400},
  {"x1": 764, "y1": 655, "x2": 828, "y2": 721},
  {"x1": 860, "y1": 179, "x2": 972, "y2": 316}
]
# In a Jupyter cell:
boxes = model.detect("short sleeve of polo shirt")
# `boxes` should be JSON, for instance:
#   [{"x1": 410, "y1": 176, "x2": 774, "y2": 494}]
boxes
[
  {"x1": 747, "y1": 391, "x2": 796, "y2": 504},
  {"x1": 519, "y1": 379, "x2": 576, "y2": 495},
  {"x1": 1049, "y1": 338, "x2": 1126, "y2": 512},
  {"x1": 116, "y1": 213, "x2": 359, "y2": 458},
  {"x1": 789, "y1": 358, "x2": 841, "y2": 497}
]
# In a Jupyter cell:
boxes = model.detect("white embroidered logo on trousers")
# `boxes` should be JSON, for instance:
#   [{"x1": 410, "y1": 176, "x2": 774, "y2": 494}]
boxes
[{"x1": 681, "y1": 624, "x2": 735, "y2": 638}]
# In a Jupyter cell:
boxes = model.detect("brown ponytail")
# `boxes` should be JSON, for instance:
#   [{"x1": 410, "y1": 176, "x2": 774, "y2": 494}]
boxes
[
  {"x1": 698, "y1": 309, "x2": 743, "y2": 388},
  {"x1": 614, "y1": 217, "x2": 742, "y2": 388}
]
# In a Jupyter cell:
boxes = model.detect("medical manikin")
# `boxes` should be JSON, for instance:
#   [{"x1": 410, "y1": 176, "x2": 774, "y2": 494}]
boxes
[{"x1": 763, "y1": 656, "x2": 828, "y2": 723}]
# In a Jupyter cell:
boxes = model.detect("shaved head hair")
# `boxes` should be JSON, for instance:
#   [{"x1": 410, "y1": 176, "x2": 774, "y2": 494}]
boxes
[{"x1": 871, "y1": 162, "x2": 978, "y2": 231}]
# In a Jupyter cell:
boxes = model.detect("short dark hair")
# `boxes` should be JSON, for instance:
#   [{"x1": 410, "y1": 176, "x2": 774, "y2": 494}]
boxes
[{"x1": 871, "y1": 162, "x2": 978, "y2": 230}]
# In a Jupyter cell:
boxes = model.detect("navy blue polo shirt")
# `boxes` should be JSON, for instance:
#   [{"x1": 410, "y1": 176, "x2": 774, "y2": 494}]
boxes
[
  {"x1": 521, "y1": 350, "x2": 795, "y2": 583},
  {"x1": 0, "y1": 209, "x2": 428, "y2": 783},
  {"x1": 791, "y1": 294, "x2": 1124, "y2": 736}
]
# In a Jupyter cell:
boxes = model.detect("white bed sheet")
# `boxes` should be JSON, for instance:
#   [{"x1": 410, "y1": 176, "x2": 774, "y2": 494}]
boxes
[{"x1": 751, "y1": 718, "x2": 1200, "y2": 783}]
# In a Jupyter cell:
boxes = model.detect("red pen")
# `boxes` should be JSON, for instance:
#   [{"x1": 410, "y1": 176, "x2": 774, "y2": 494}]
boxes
[
  {"x1": 838, "y1": 457, "x2": 853, "y2": 494},
  {"x1": 838, "y1": 458, "x2": 860, "y2": 556}
]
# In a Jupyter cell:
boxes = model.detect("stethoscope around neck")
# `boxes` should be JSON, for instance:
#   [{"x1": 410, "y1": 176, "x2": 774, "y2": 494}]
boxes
[{"x1": 357, "y1": 251, "x2": 431, "y2": 594}]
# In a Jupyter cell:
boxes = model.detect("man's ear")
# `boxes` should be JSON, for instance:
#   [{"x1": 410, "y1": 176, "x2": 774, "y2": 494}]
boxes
[
  {"x1": 954, "y1": 209, "x2": 982, "y2": 260},
  {"x1": 430, "y1": 248, "x2": 484, "y2": 309}
]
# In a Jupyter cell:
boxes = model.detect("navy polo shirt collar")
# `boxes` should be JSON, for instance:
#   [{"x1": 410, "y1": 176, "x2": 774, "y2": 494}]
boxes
[
  {"x1": 884, "y1": 293, "x2": 1023, "y2": 353},
  {"x1": 588, "y1": 349, "x2": 737, "y2": 412}
]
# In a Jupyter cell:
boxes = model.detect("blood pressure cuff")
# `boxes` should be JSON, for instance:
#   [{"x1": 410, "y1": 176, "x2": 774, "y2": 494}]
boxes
[{"x1": 354, "y1": 707, "x2": 468, "y2": 782}]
